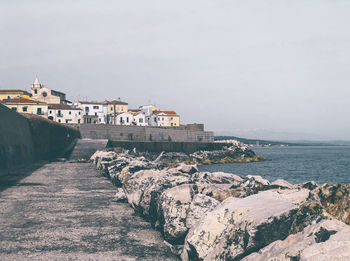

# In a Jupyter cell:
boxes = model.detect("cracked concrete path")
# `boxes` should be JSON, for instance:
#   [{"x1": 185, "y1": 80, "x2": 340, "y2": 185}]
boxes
[{"x1": 0, "y1": 162, "x2": 178, "y2": 260}]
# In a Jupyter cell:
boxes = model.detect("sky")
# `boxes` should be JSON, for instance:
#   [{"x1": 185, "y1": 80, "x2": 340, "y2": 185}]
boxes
[{"x1": 1, "y1": 0, "x2": 350, "y2": 140}]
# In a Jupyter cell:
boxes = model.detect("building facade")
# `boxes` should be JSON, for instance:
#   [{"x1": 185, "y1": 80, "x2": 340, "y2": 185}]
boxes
[
  {"x1": 48, "y1": 104, "x2": 82, "y2": 124},
  {"x1": 76, "y1": 101, "x2": 106, "y2": 124},
  {"x1": 106, "y1": 100, "x2": 128, "y2": 125},
  {"x1": 31, "y1": 78, "x2": 68, "y2": 104},
  {"x1": 1, "y1": 98, "x2": 48, "y2": 117},
  {"x1": 0, "y1": 90, "x2": 31, "y2": 100}
]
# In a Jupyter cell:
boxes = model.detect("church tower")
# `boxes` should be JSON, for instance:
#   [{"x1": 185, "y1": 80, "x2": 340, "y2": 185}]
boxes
[{"x1": 31, "y1": 77, "x2": 43, "y2": 98}]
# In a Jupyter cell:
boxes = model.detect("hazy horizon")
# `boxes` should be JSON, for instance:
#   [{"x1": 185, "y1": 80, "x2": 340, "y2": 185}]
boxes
[{"x1": 1, "y1": 1, "x2": 350, "y2": 140}]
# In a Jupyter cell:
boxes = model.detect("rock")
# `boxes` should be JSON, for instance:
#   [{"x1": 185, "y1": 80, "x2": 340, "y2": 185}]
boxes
[
  {"x1": 185, "y1": 194, "x2": 219, "y2": 229},
  {"x1": 182, "y1": 189, "x2": 321, "y2": 261},
  {"x1": 272, "y1": 179, "x2": 295, "y2": 189},
  {"x1": 313, "y1": 184, "x2": 350, "y2": 224},
  {"x1": 301, "y1": 181, "x2": 318, "y2": 190},
  {"x1": 123, "y1": 168, "x2": 192, "y2": 222},
  {"x1": 192, "y1": 172, "x2": 243, "y2": 185},
  {"x1": 196, "y1": 183, "x2": 241, "y2": 201},
  {"x1": 245, "y1": 175, "x2": 270, "y2": 186},
  {"x1": 242, "y1": 219, "x2": 350, "y2": 261},
  {"x1": 112, "y1": 188, "x2": 127, "y2": 202},
  {"x1": 175, "y1": 163, "x2": 198, "y2": 175},
  {"x1": 157, "y1": 184, "x2": 196, "y2": 244}
]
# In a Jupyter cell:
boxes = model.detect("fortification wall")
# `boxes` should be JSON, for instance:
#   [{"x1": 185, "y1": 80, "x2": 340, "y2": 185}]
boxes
[
  {"x1": 79, "y1": 124, "x2": 214, "y2": 143},
  {"x1": 0, "y1": 106, "x2": 81, "y2": 172},
  {"x1": 0, "y1": 105, "x2": 35, "y2": 170}
]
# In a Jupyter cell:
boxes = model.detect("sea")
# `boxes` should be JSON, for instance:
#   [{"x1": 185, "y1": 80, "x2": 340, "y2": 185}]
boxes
[{"x1": 198, "y1": 146, "x2": 350, "y2": 185}]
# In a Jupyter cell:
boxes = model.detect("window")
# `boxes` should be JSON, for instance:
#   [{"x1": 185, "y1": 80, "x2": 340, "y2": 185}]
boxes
[
  {"x1": 34, "y1": 89, "x2": 38, "y2": 94},
  {"x1": 58, "y1": 110, "x2": 61, "y2": 116},
  {"x1": 11, "y1": 107, "x2": 17, "y2": 111},
  {"x1": 22, "y1": 107, "x2": 28, "y2": 112},
  {"x1": 93, "y1": 106, "x2": 99, "y2": 109},
  {"x1": 162, "y1": 117, "x2": 164, "y2": 120},
  {"x1": 37, "y1": 108, "x2": 42, "y2": 115},
  {"x1": 139, "y1": 118, "x2": 143, "y2": 123},
  {"x1": 78, "y1": 111, "x2": 81, "y2": 115},
  {"x1": 42, "y1": 91, "x2": 47, "y2": 97},
  {"x1": 111, "y1": 106, "x2": 113, "y2": 111},
  {"x1": 49, "y1": 110, "x2": 52, "y2": 114},
  {"x1": 95, "y1": 112, "x2": 97, "y2": 116},
  {"x1": 78, "y1": 119, "x2": 81, "y2": 124},
  {"x1": 99, "y1": 118, "x2": 101, "y2": 122},
  {"x1": 65, "y1": 120, "x2": 68, "y2": 123},
  {"x1": 58, "y1": 119, "x2": 61, "y2": 123},
  {"x1": 85, "y1": 106, "x2": 89, "y2": 112},
  {"x1": 7, "y1": 96, "x2": 10, "y2": 99},
  {"x1": 126, "y1": 117, "x2": 129, "y2": 123},
  {"x1": 69, "y1": 111, "x2": 71, "y2": 115},
  {"x1": 154, "y1": 117, "x2": 157, "y2": 122}
]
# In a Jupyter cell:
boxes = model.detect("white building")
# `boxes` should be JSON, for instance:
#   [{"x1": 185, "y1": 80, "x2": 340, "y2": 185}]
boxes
[
  {"x1": 132, "y1": 112, "x2": 148, "y2": 126},
  {"x1": 76, "y1": 101, "x2": 106, "y2": 124},
  {"x1": 116, "y1": 112, "x2": 134, "y2": 125},
  {"x1": 48, "y1": 104, "x2": 82, "y2": 124},
  {"x1": 139, "y1": 104, "x2": 156, "y2": 116}
]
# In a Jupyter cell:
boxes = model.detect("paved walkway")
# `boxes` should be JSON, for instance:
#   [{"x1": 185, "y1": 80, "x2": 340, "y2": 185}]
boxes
[{"x1": 0, "y1": 161, "x2": 177, "y2": 260}]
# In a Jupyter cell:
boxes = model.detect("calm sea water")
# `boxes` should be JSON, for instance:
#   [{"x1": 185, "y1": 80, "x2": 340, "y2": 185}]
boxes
[{"x1": 198, "y1": 146, "x2": 350, "y2": 184}]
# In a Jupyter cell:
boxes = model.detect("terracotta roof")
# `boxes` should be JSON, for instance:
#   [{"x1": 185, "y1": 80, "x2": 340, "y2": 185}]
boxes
[
  {"x1": 48, "y1": 104, "x2": 81, "y2": 110},
  {"x1": 0, "y1": 89, "x2": 29, "y2": 94},
  {"x1": 1, "y1": 98, "x2": 46, "y2": 104},
  {"x1": 154, "y1": 110, "x2": 178, "y2": 116},
  {"x1": 106, "y1": 100, "x2": 128, "y2": 105},
  {"x1": 78, "y1": 101, "x2": 103, "y2": 105}
]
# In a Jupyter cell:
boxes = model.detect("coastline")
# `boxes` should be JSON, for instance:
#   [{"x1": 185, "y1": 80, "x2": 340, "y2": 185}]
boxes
[{"x1": 91, "y1": 145, "x2": 350, "y2": 260}]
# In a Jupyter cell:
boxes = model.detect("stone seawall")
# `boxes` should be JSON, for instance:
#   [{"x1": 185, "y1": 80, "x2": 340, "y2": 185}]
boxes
[
  {"x1": 79, "y1": 124, "x2": 214, "y2": 143},
  {"x1": 107, "y1": 140, "x2": 227, "y2": 154},
  {"x1": 0, "y1": 105, "x2": 81, "y2": 171}
]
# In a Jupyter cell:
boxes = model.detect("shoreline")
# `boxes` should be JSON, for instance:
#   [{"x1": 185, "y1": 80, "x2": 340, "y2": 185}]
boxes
[{"x1": 91, "y1": 145, "x2": 350, "y2": 260}]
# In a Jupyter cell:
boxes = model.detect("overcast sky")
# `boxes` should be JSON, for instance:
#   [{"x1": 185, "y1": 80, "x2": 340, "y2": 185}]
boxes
[{"x1": 1, "y1": 0, "x2": 350, "y2": 140}]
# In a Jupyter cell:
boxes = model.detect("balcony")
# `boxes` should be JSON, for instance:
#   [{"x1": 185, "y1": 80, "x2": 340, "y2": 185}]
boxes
[{"x1": 57, "y1": 114, "x2": 63, "y2": 117}]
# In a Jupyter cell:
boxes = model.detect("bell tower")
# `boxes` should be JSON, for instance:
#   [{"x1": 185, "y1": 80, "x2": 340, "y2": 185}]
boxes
[{"x1": 31, "y1": 77, "x2": 42, "y2": 98}]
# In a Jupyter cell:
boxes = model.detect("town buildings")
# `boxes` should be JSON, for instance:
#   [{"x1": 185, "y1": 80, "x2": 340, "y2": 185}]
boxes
[
  {"x1": 1, "y1": 97, "x2": 48, "y2": 116},
  {"x1": 1, "y1": 78, "x2": 181, "y2": 127},
  {"x1": 48, "y1": 104, "x2": 82, "y2": 124},
  {"x1": 76, "y1": 101, "x2": 106, "y2": 124},
  {"x1": 31, "y1": 78, "x2": 69, "y2": 104}
]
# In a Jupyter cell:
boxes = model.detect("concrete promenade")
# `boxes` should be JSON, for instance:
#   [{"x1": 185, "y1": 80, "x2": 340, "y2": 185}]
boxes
[{"x1": 0, "y1": 161, "x2": 177, "y2": 260}]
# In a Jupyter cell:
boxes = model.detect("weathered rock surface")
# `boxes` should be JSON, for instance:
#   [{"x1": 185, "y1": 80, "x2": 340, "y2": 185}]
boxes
[
  {"x1": 242, "y1": 219, "x2": 350, "y2": 261},
  {"x1": 182, "y1": 189, "x2": 322, "y2": 261},
  {"x1": 313, "y1": 184, "x2": 350, "y2": 225},
  {"x1": 112, "y1": 187, "x2": 127, "y2": 202}
]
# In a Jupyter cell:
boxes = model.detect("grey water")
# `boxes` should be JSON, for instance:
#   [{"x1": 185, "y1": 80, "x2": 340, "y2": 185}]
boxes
[{"x1": 198, "y1": 146, "x2": 350, "y2": 184}]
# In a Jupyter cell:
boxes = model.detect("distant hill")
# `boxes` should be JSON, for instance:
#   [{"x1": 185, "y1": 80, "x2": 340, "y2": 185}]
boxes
[{"x1": 214, "y1": 136, "x2": 343, "y2": 146}]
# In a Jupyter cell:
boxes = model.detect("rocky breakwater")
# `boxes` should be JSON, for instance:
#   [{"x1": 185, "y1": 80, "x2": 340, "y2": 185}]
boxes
[{"x1": 90, "y1": 146, "x2": 350, "y2": 260}]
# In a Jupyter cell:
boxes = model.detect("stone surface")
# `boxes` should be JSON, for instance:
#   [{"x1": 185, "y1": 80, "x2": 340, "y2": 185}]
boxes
[
  {"x1": 157, "y1": 184, "x2": 195, "y2": 243},
  {"x1": 113, "y1": 187, "x2": 127, "y2": 203},
  {"x1": 0, "y1": 162, "x2": 177, "y2": 260},
  {"x1": 182, "y1": 189, "x2": 318, "y2": 261},
  {"x1": 313, "y1": 184, "x2": 350, "y2": 224},
  {"x1": 242, "y1": 219, "x2": 350, "y2": 261}
]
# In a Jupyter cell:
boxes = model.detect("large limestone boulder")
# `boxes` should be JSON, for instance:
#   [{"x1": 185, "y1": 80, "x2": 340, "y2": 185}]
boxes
[
  {"x1": 157, "y1": 184, "x2": 196, "y2": 243},
  {"x1": 313, "y1": 184, "x2": 350, "y2": 224},
  {"x1": 185, "y1": 194, "x2": 219, "y2": 229},
  {"x1": 242, "y1": 219, "x2": 350, "y2": 261},
  {"x1": 122, "y1": 168, "x2": 192, "y2": 221},
  {"x1": 181, "y1": 189, "x2": 322, "y2": 261}
]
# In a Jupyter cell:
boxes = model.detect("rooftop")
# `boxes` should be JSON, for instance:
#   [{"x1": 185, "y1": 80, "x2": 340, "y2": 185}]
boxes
[
  {"x1": 78, "y1": 101, "x2": 103, "y2": 105},
  {"x1": 0, "y1": 89, "x2": 30, "y2": 94},
  {"x1": 48, "y1": 104, "x2": 81, "y2": 110},
  {"x1": 1, "y1": 97, "x2": 46, "y2": 104},
  {"x1": 106, "y1": 100, "x2": 128, "y2": 105},
  {"x1": 154, "y1": 110, "x2": 178, "y2": 116}
]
